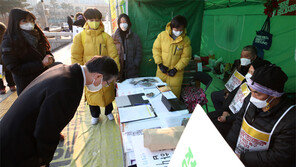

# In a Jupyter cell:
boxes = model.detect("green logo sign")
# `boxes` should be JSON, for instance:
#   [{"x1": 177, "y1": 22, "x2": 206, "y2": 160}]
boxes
[{"x1": 182, "y1": 147, "x2": 196, "y2": 167}]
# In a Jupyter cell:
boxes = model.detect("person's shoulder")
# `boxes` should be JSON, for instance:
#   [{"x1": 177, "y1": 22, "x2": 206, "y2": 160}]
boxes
[
  {"x1": 131, "y1": 31, "x2": 140, "y2": 38},
  {"x1": 234, "y1": 59, "x2": 240, "y2": 64},
  {"x1": 102, "y1": 32, "x2": 111, "y2": 38},
  {"x1": 52, "y1": 64, "x2": 83, "y2": 87},
  {"x1": 183, "y1": 35, "x2": 191, "y2": 43},
  {"x1": 159, "y1": 31, "x2": 167, "y2": 36}
]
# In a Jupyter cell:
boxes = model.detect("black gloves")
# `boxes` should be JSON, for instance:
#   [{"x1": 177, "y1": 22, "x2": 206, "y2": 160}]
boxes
[
  {"x1": 159, "y1": 63, "x2": 169, "y2": 74},
  {"x1": 168, "y1": 68, "x2": 177, "y2": 77},
  {"x1": 159, "y1": 64, "x2": 177, "y2": 76}
]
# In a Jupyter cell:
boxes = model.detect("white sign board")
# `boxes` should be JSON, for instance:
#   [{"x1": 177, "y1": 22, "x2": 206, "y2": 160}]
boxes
[{"x1": 169, "y1": 105, "x2": 244, "y2": 167}]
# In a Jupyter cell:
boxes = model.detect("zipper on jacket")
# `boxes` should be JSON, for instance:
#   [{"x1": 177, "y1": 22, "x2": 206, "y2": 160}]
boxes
[
  {"x1": 250, "y1": 117, "x2": 255, "y2": 124},
  {"x1": 174, "y1": 45, "x2": 177, "y2": 55},
  {"x1": 99, "y1": 44, "x2": 102, "y2": 55}
]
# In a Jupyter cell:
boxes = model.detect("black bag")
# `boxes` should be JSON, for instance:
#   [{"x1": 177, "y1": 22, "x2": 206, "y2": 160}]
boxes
[{"x1": 253, "y1": 16, "x2": 273, "y2": 50}]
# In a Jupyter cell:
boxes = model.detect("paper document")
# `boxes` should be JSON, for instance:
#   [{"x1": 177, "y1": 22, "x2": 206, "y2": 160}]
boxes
[
  {"x1": 122, "y1": 118, "x2": 161, "y2": 133},
  {"x1": 115, "y1": 96, "x2": 131, "y2": 108},
  {"x1": 119, "y1": 105, "x2": 156, "y2": 123},
  {"x1": 131, "y1": 134, "x2": 174, "y2": 167},
  {"x1": 160, "y1": 114, "x2": 191, "y2": 128},
  {"x1": 225, "y1": 70, "x2": 245, "y2": 92},
  {"x1": 229, "y1": 82, "x2": 251, "y2": 114},
  {"x1": 117, "y1": 87, "x2": 144, "y2": 96},
  {"x1": 162, "y1": 91, "x2": 176, "y2": 99}
]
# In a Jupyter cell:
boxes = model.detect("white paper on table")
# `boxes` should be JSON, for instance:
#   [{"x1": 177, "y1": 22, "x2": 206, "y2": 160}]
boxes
[
  {"x1": 162, "y1": 91, "x2": 176, "y2": 99},
  {"x1": 144, "y1": 87, "x2": 161, "y2": 98},
  {"x1": 159, "y1": 114, "x2": 191, "y2": 128},
  {"x1": 119, "y1": 105, "x2": 156, "y2": 123},
  {"x1": 122, "y1": 118, "x2": 162, "y2": 133},
  {"x1": 122, "y1": 132, "x2": 134, "y2": 153},
  {"x1": 126, "y1": 151, "x2": 137, "y2": 166},
  {"x1": 117, "y1": 87, "x2": 144, "y2": 97},
  {"x1": 118, "y1": 77, "x2": 166, "y2": 90},
  {"x1": 169, "y1": 105, "x2": 244, "y2": 167},
  {"x1": 122, "y1": 127, "x2": 162, "y2": 153},
  {"x1": 131, "y1": 134, "x2": 174, "y2": 167},
  {"x1": 115, "y1": 96, "x2": 132, "y2": 108},
  {"x1": 149, "y1": 94, "x2": 188, "y2": 118}
]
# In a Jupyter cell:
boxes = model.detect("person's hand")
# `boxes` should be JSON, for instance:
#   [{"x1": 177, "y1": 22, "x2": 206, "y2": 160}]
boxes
[
  {"x1": 168, "y1": 68, "x2": 177, "y2": 77},
  {"x1": 40, "y1": 165, "x2": 46, "y2": 167},
  {"x1": 158, "y1": 63, "x2": 169, "y2": 74},
  {"x1": 222, "y1": 111, "x2": 230, "y2": 117},
  {"x1": 217, "y1": 115, "x2": 226, "y2": 122},
  {"x1": 42, "y1": 55, "x2": 54, "y2": 67}
]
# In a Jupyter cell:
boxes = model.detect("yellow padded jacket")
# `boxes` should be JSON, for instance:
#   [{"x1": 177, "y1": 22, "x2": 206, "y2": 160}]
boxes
[
  {"x1": 71, "y1": 21, "x2": 120, "y2": 107},
  {"x1": 152, "y1": 22, "x2": 192, "y2": 97}
]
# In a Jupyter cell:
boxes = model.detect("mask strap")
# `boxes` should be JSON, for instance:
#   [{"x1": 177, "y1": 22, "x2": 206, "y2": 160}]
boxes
[{"x1": 265, "y1": 96, "x2": 274, "y2": 111}]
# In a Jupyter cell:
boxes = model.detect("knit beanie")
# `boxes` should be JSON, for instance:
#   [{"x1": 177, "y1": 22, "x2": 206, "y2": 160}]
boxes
[
  {"x1": 248, "y1": 65, "x2": 287, "y2": 97},
  {"x1": 251, "y1": 59, "x2": 271, "y2": 70}
]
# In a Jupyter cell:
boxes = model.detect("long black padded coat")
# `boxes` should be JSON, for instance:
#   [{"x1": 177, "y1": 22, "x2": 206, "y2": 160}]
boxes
[{"x1": 0, "y1": 64, "x2": 84, "y2": 166}]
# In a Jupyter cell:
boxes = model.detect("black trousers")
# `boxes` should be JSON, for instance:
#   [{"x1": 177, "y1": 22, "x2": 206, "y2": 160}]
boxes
[
  {"x1": 210, "y1": 90, "x2": 225, "y2": 114},
  {"x1": 0, "y1": 66, "x2": 15, "y2": 90},
  {"x1": 89, "y1": 103, "x2": 113, "y2": 118}
]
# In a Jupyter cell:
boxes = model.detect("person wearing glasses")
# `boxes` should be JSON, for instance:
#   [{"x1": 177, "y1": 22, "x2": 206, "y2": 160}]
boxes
[
  {"x1": 71, "y1": 8, "x2": 120, "y2": 125},
  {"x1": 0, "y1": 56, "x2": 119, "y2": 167}
]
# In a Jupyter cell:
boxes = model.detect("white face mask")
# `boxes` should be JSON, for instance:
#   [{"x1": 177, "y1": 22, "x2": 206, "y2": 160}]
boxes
[
  {"x1": 245, "y1": 73, "x2": 252, "y2": 81},
  {"x1": 172, "y1": 30, "x2": 183, "y2": 37},
  {"x1": 86, "y1": 77, "x2": 103, "y2": 92},
  {"x1": 20, "y1": 23, "x2": 35, "y2": 31},
  {"x1": 240, "y1": 58, "x2": 251, "y2": 66},
  {"x1": 250, "y1": 96, "x2": 273, "y2": 109},
  {"x1": 120, "y1": 23, "x2": 128, "y2": 31}
]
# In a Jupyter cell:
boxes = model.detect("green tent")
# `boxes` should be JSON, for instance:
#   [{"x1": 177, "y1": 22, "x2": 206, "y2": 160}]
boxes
[
  {"x1": 128, "y1": 0, "x2": 295, "y2": 94},
  {"x1": 128, "y1": 0, "x2": 204, "y2": 76}
]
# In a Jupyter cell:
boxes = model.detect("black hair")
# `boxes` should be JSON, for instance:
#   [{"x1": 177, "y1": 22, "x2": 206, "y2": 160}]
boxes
[
  {"x1": 117, "y1": 13, "x2": 131, "y2": 31},
  {"x1": 243, "y1": 45, "x2": 257, "y2": 59},
  {"x1": 86, "y1": 56, "x2": 118, "y2": 81},
  {"x1": 5, "y1": 8, "x2": 50, "y2": 57},
  {"x1": 171, "y1": 15, "x2": 187, "y2": 29},
  {"x1": 84, "y1": 8, "x2": 102, "y2": 20},
  {"x1": 0, "y1": 22, "x2": 6, "y2": 36}
]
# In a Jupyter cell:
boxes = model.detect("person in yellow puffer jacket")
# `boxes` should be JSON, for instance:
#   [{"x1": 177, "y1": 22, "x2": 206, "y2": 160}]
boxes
[
  {"x1": 71, "y1": 8, "x2": 120, "y2": 125},
  {"x1": 153, "y1": 15, "x2": 192, "y2": 98}
]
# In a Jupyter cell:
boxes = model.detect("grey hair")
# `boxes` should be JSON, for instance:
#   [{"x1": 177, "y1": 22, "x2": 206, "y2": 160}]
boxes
[{"x1": 242, "y1": 45, "x2": 257, "y2": 58}]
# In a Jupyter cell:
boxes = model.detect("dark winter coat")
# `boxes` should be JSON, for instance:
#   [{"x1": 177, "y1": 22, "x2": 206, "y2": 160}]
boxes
[
  {"x1": 1, "y1": 34, "x2": 52, "y2": 95},
  {"x1": 112, "y1": 28, "x2": 142, "y2": 81},
  {"x1": 0, "y1": 63, "x2": 84, "y2": 167},
  {"x1": 226, "y1": 95, "x2": 296, "y2": 167},
  {"x1": 73, "y1": 18, "x2": 86, "y2": 27}
]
